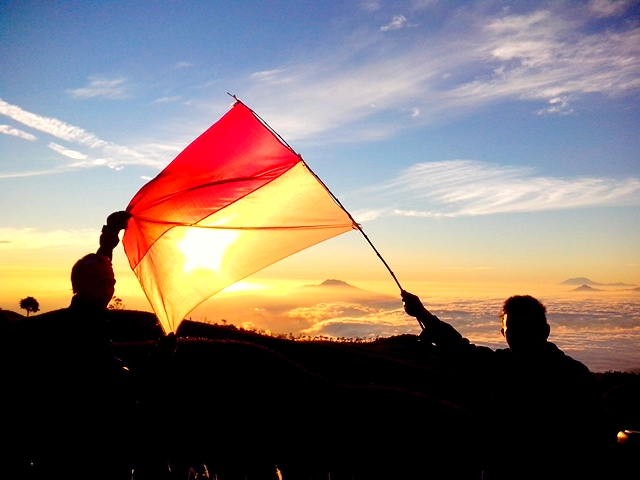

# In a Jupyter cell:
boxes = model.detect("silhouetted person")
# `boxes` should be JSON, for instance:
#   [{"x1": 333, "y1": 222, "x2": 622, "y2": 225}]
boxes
[
  {"x1": 402, "y1": 290, "x2": 608, "y2": 480},
  {"x1": 2, "y1": 211, "x2": 136, "y2": 479}
]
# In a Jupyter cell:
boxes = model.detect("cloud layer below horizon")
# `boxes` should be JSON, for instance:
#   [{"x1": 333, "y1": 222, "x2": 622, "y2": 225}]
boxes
[{"x1": 284, "y1": 291, "x2": 640, "y2": 373}]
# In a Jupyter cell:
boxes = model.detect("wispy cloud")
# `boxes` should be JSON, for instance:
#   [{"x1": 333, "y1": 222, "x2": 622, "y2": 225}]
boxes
[
  {"x1": 243, "y1": 3, "x2": 640, "y2": 141},
  {"x1": 588, "y1": 0, "x2": 633, "y2": 17},
  {"x1": 0, "y1": 124, "x2": 37, "y2": 141},
  {"x1": 0, "y1": 98, "x2": 169, "y2": 173},
  {"x1": 361, "y1": 0, "x2": 381, "y2": 13},
  {"x1": 67, "y1": 76, "x2": 130, "y2": 99},
  {"x1": 0, "y1": 169, "x2": 71, "y2": 179},
  {"x1": 172, "y1": 61, "x2": 194, "y2": 69},
  {"x1": 3, "y1": 3, "x2": 639, "y2": 179},
  {"x1": 47, "y1": 142, "x2": 88, "y2": 160},
  {"x1": 0, "y1": 228, "x2": 97, "y2": 250},
  {"x1": 359, "y1": 160, "x2": 640, "y2": 218},
  {"x1": 152, "y1": 96, "x2": 181, "y2": 104},
  {"x1": 0, "y1": 99, "x2": 106, "y2": 147},
  {"x1": 251, "y1": 69, "x2": 292, "y2": 85},
  {"x1": 535, "y1": 96, "x2": 574, "y2": 115},
  {"x1": 447, "y1": 9, "x2": 640, "y2": 105},
  {"x1": 380, "y1": 15, "x2": 407, "y2": 31}
]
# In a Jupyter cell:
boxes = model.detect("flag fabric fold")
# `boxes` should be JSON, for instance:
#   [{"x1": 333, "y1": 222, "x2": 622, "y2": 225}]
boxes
[{"x1": 123, "y1": 101, "x2": 357, "y2": 333}]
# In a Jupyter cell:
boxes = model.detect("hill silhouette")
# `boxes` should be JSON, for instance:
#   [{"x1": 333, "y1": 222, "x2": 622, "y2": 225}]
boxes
[
  {"x1": 2, "y1": 309, "x2": 639, "y2": 479},
  {"x1": 0, "y1": 309, "x2": 26, "y2": 323}
]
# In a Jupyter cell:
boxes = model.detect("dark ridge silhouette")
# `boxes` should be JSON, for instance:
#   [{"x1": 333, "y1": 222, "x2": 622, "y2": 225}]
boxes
[
  {"x1": 0, "y1": 309, "x2": 25, "y2": 323},
  {"x1": 2, "y1": 310, "x2": 639, "y2": 479},
  {"x1": 0, "y1": 308, "x2": 164, "y2": 342},
  {"x1": 103, "y1": 308, "x2": 165, "y2": 342}
]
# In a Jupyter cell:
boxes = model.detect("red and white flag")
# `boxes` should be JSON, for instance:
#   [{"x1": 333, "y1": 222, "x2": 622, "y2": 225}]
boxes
[{"x1": 123, "y1": 101, "x2": 357, "y2": 333}]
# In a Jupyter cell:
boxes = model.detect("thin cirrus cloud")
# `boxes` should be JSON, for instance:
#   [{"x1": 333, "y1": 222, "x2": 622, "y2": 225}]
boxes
[
  {"x1": 151, "y1": 96, "x2": 182, "y2": 105},
  {"x1": 66, "y1": 76, "x2": 130, "y2": 100},
  {"x1": 245, "y1": 4, "x2": 639, "y2": 141},
  {"x1": 589, "y1": 0, "x2": 634, "y2": 17},
  {"x1": 356, "y1": 160, "x2": 640, "y2": 219},
  {"x1": 0, "y1": 227, "x2": 97, "y2": 251},
  {"x1": 47, "y1": 142, "x2": 87, "y2": 160},
  {"x1": 2, "y1": 4, "x2": 639, "y2": 178},
  {"x1": 442, "y1": 7, "x2": 640, "y2": 101},
  {"x1": 380, "y1": 15, "x2": 407, "y2": 31},
  {"x1": 443, "y1": 11, "x2": 640, "y2": 108},
  {"x1": 0, "y1": 124, "x2": 37, "y2": 141},
  {"x1": 1, "y1": 98, "x2": 111, "y2": 148},
  {"x1": 0, "y1": 99, "x2": 167, "y2": 176},
  {"x1": 171, "y1": 61, "x2": 194, "y2": 70}
]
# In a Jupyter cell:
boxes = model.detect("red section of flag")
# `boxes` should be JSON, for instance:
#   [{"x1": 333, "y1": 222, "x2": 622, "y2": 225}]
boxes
[
  {"x1": 123, "y1": 102, "x2": 300, "y2": 270},
  {"x1": 122, "y1": 100, "x2": 357, "y2": 332}
]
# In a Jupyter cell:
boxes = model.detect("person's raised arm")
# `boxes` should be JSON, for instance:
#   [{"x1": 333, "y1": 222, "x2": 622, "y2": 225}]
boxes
[
  {"x1": 401, "y1": 290, "x2": 438, "y2": 329},
  {"x1": 402, "y1": 290, "x2": 470, "y2": 350},
  {"x1": 97, "y1": 211, "x2": 132, "y2": 260}
]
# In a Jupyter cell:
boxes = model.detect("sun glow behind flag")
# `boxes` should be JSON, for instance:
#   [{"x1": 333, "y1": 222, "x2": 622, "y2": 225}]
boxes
[{"x1": 122, "y1": 101, "x2": 357, "y2": 333}]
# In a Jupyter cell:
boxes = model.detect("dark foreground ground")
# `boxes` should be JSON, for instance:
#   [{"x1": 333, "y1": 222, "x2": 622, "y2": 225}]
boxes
[{"x1": 1, "y1": 310, "x2": 639, "y2": 479}]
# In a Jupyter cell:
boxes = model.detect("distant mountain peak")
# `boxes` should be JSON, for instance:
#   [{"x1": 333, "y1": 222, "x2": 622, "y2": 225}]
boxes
[
  {"x1": 560, "y1": 277, "x2": 598, "y2": 286},
  {"x1": 560, "y1": 278, "x2": 636, "y2": 287},
  {"x1": 319, "y1": 279, "x2": 355, "y2": 288},
  {"x1": 571, "y1": 284, "x2": 602, "y2": 292},
  {"x1": 300, "y1": 279, "x2": 358, "y2": 289}
]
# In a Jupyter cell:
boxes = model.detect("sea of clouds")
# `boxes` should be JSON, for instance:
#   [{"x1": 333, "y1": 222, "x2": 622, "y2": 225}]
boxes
[{"x1": 289, "y1": 292, "x2": 640, "y2": 373}]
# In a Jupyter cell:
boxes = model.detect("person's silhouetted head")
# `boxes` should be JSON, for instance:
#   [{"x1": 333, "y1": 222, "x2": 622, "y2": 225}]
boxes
[
  {"x1": 500, "y1": 295, "x2": 550, "y2": 354},
  {"x1": 71, "y1": 253, "x2": 116, "y2": 310}
]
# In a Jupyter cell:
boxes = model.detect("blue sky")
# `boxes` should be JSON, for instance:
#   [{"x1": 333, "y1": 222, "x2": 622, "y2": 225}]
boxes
[{"x1": 1, "y1": 0, "x2": 640, "y2": 319}]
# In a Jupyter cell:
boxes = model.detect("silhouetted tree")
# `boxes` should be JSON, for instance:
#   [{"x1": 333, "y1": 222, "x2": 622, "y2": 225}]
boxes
[{"x1": 19, "y1": 296, "x2": 40, "y2": 317}]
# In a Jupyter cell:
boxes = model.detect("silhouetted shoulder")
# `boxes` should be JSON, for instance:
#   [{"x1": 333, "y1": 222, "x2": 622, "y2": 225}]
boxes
[{"x1": 541, "y1": 342, "x2": 593, "y2": 376}]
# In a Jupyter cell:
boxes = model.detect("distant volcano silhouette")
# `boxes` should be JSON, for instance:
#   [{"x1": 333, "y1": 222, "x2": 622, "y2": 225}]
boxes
[
  {"x1": 316, "y1": 279, "x2": 357, "y2": 288},
  {"x1": 571, "y1": 284, "x2": 602, "y2": 292},
  {"x1": 296, "y1": 279, "x2": 395, "y2": 302},
  {"x1": 560, "y1": 277, "x2": 635, "y2": 287}
]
